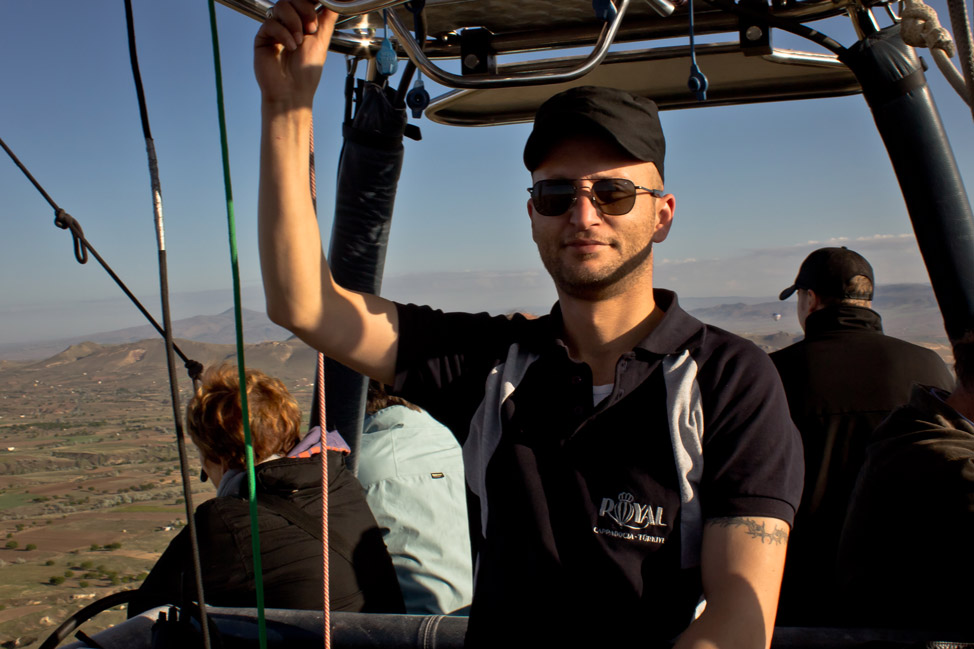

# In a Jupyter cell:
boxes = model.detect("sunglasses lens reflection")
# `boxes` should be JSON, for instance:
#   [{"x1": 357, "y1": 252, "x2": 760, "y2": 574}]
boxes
[
  {"x1": 593, "y1": 179, "x2": 636, "y2": 215},
  {"x1": 534, "y1": 181, "x2": 576, "y2": 215},
  {"x1": 532, "y1": 179, "x2": 638, "y2": 216}
]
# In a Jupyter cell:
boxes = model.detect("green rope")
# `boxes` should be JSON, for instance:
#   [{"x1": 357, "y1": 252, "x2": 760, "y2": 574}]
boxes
[{"x1": 206, "y1": 2, "x2": 268, "y2": 648}]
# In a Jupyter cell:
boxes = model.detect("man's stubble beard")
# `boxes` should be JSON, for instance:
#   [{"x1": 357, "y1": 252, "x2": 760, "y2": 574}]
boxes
[{"x1": 542, "y1": 239, "x2": 655, "y2": 301}]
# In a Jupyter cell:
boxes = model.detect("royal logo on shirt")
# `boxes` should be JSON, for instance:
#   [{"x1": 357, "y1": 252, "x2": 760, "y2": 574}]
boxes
[
  {"x1": 593, "y1": 492, "x2": 667, "y2": 544},
  {"x1": 599, "y1": 491, "x2": 665, "y2": 530}
]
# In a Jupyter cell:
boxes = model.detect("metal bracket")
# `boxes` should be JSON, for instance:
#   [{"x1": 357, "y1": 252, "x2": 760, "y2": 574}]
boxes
[
  {"x1": 738, "y1": 0, "x2": 772, "y2": 56},
  {"x1": 460, "y1": 29, "x2": 497, "y2": 76},
  {"x1": 385, "y1": 0, "x2": 633, "y2": 89}
]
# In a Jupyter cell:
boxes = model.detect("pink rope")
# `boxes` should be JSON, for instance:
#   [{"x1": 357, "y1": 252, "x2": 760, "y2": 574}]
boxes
[
  {"x1": 310, "y1": 119, "x2": 331, "y2": 649},
  {"x1": 317, "y1": 351, "x2": 330, "y2": 649}
]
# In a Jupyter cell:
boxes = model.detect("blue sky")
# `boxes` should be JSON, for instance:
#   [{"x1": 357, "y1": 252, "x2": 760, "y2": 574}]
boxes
[{"x1": 1, "y1": 0, "x2": 973, "y2": 344}]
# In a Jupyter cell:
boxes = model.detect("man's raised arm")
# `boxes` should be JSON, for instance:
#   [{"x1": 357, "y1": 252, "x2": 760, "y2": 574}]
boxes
[
  {"x1": 255, "y1": 0, "x2": 399, "y2": 385},
  {"x1": 675, "y1": 516, "x2": 790, "y2": 649}
]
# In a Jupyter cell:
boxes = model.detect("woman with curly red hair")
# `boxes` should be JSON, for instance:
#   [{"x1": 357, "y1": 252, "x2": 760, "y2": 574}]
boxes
[{"x1": 130, "y1": 364, "x2": 403, "y2": 616}]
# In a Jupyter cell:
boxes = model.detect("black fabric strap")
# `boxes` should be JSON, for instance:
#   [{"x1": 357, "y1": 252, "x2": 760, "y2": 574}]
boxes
[
  {"x1": 404, "y1": 123, "x2": 422, "y2": 141},
  {"x1": 865, "y1": 67, "x2": 927, "y2": 109}
]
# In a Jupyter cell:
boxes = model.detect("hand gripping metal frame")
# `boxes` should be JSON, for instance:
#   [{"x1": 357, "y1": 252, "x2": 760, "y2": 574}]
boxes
[{"x1": 224, "y1": 0, "x2": 633, "y2": 90}]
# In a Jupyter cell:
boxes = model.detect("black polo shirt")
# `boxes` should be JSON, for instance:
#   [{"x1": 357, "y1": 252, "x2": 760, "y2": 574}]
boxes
[{"x1": 394, "y1": 289, "x2": 802, "y2": 647}]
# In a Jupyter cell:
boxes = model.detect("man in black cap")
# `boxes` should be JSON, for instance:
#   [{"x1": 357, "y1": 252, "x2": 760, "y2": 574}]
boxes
[
  {"x1": 255, "y1": 3, "x2": 803, "y2": 647},
  {"x1": 771, "y1": 247, "x2": 953, "y2": 626}
]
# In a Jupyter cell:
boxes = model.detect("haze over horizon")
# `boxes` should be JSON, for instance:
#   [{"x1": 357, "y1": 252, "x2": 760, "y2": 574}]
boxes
[{"x1": 0, "y1": 229, "x2": 941, "y2": 345}]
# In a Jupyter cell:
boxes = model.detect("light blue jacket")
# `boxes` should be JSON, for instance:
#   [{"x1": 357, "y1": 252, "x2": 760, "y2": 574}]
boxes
[{"x1": 358, "y1": 405, "x2": 473, "y2": 615}]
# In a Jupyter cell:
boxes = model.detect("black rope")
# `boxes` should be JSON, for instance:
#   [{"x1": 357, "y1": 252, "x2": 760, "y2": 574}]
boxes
[
  {"x1": 123, "y1": 2, "x2": 211, "y2": 647},
  {"x1": 0, "y1": 136, "x2": 201, "y2": 381},
  {"x1": 53, "y1": 208, "x2": 89, "y2": 265},
  {"x1": 125, "y1": 0, "x2": 153, "y2": 140},
  {"x1": 0, "y1": 137, "x2": 63, "y2": 216}
]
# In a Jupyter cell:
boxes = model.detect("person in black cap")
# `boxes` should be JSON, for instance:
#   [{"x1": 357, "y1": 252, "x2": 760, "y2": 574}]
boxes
[
  {"x1": 254, "y1": 3, "x2": 803, "y2": 647},
  {"x1": 771, "y1": 246, "x2": 953, "y2": 627},
  {"x1": 777, "y1": 246, "x2": 876, "y2": 328}
]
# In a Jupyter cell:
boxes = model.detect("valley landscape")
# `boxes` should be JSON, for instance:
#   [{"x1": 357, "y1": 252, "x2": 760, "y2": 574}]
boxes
[
  {"x1": 0, "y1": 287, "x2": 952, "y2": 647},
  {"x1": 0, "y1": 322, "x2": 319, "y2": 647}
]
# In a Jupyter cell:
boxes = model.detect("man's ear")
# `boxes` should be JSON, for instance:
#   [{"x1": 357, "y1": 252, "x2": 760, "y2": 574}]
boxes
[
  {"x1": 652, "y1": 193, "x2": 676, "y2": 243},
  {"x1": 806, "y1": 289, "x2": 824, "y2": 313}
]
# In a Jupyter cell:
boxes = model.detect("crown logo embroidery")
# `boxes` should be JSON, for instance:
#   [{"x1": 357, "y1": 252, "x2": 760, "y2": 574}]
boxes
[{"x1": 599, "y1": 491, "x2": 664, "y2": 530}]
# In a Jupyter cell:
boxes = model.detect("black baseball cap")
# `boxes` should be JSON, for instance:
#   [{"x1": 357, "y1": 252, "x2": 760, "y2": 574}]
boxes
[
  {"x1": 779, "y1": 247, "x2": 875, "y2": 301},
  {"x1": 523, "y1": 86, "x2": 666, "y2": 180}
]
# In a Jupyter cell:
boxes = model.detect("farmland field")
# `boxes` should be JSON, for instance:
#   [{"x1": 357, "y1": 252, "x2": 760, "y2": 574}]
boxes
[{"x1": 0, "y1": 343, "x2": 315, "y2": 648}]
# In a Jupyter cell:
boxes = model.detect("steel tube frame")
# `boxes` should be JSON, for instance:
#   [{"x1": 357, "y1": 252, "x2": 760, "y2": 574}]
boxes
[
  {"x1": 219, "y1": 0, "x2": 853, "y2": 63},
  {"x1": 318, "y1": 0, "x2": 404, "y2": 13},
  {"x1": 385, "y1": 0, "x2": 633, "y2": 89}
]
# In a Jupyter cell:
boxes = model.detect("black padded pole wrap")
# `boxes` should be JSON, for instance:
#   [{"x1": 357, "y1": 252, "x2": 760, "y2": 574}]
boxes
[
  {"x1": 840, "y1": 25, "x2": 974, "y2": 342},
  {"x1": 312, "y1": 82, "x2": 407, "y2": 470}
]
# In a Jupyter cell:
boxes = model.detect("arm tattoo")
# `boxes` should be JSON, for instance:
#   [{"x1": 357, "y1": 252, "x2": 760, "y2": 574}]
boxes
[{"x1": 708, "y1": 517, "x2": 789, "y2": 545}]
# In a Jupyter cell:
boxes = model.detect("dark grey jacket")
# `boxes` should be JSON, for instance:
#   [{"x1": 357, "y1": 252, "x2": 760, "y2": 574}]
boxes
[
  {"x1": 838, "y1": 385, "x2": 974, "y2": 631},
  {"x1": 129, "y1": 453, "x2": 404, "y2": 616}
]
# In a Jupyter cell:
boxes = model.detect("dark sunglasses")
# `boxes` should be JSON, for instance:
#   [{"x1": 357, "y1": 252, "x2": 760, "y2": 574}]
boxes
[{"x1": 528, "y1": 178, "x2": 664, "y2": 217}]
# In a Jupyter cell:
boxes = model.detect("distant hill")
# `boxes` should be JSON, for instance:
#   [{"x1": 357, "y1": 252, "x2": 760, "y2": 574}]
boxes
[
  {"x1": 683, "y1": 283, "x2": 951, "y2": 361},
  {"x1": 0, "y1": 337, "x2": 321, "y2": 395},
  {"x1": 686, "y1": 283, "x2": 948, "y2": 344},
  {"x1": 98, "y1": 307, "x2": 291, "y2": 345},
  {"x1": 0, "y1": 283, "x2": 951, "y2": 362},
  {"x1": 0, "y1": 308, "x2": 291, "y2": 362}
]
